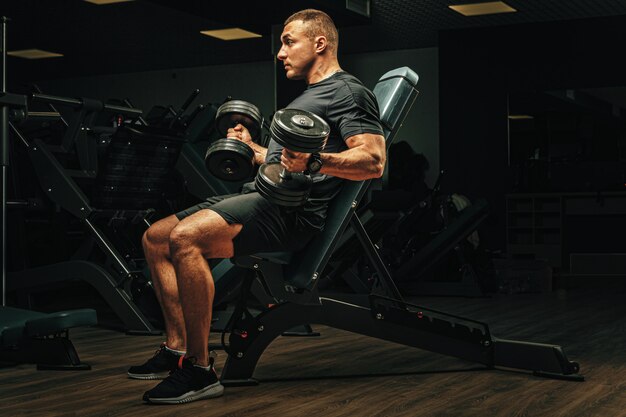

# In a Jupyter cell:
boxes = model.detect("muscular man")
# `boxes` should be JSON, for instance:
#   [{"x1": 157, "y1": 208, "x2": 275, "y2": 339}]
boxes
[{"x1": 128, "y1": 9, "x2": 385, "y2": 404}]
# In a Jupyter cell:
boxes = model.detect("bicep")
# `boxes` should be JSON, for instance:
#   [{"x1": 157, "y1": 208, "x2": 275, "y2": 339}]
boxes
[{"x1": 345, "y1": 133, "x2": 386, "y2": 157}]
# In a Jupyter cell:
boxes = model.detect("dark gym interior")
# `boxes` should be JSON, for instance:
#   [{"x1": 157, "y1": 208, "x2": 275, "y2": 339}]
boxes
[{"x1": 2, "y1": 1, "x2": 626, "y2": 416}]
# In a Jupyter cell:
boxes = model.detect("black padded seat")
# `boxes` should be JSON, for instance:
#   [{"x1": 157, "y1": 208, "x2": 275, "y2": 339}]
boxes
[
  {"x1": 1, "y1": 307, "x2": 45, "y2": 348},
  {"x1": 0, "y1": 307, "x2": 97, "y2": 348},
  {"x1": 25, "y1": 309, "x2": 97, "y2": 338}
]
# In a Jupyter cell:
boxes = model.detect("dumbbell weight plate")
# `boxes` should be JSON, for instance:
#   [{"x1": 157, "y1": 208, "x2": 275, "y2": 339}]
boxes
[
  {"x1": 255, "y1": 163, "x2": 311, "y2": 206},
  {"x1": 205, "y1": 138, "x2": 255, "y2": 181},
  {"x1": 270, "y1": 108, "x2": 329, "y2": 153},
  {"x1": 216, "y1": 100, "x2": 263, "y2": 141}
]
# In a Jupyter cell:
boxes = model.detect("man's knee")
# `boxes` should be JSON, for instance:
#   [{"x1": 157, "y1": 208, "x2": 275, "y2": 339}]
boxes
[
  {"x1": 142, "y1": 228, "x2": 155, "y2": 252},
  {"x1": 143, "y1": 216, "x2": 177, "y2": 254},
  {"x1": 169, "y1": 210, "x2": 240, "y2": 261},
  {"x1": 169, "y1": 223, "x2": 209, "y2": 259}
]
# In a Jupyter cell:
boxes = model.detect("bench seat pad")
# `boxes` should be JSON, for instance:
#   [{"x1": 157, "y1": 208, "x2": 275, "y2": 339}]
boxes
[{"x1": 0, "y1": 307, "x2": 97, "y2": 347}]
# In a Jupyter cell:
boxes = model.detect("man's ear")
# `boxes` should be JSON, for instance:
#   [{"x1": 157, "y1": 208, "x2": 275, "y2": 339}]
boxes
[{"x1": 315, "y1": 35, "x2": 328, "y2": 54}]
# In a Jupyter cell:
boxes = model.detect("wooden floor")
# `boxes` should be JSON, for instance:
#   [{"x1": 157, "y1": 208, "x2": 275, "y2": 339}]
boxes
[{"x1": 2, "y1": 288, "x2": 626, "y2": 417}]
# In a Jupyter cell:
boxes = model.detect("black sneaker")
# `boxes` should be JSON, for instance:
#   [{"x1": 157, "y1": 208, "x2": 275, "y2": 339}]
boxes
[
  {"x1": 142, "y1": 357, "x2": 224, "y2": 404},
  {"x1": 127, "y1": 343, "x2": 181, "y2": 380}
]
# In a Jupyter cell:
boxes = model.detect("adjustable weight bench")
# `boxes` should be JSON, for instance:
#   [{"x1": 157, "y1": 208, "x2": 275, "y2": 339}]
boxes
[
  {"x1": 0, "y1": 306, "x2": 97, "y2": 370},
  {"x1": 220, "y1": 67, "x2": 582, "y2": 386}
]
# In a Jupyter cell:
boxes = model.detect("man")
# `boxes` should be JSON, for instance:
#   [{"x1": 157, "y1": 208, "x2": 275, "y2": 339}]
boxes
[{"x1": 129, "y1": 9, "x2": 386, "y2": 404}]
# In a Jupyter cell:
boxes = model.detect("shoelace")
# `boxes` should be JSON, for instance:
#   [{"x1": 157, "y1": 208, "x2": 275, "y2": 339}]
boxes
[{"x1": 152, "y1": 344, "x2": 167, "y2": 358}]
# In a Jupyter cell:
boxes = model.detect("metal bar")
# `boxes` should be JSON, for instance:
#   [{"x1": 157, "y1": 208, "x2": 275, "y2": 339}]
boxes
[
  {"x1": 31, "y1": 93, "x2": 142, "y2": 117},
  {"x1": 103, "y1": 102, "x2": 143, "y2": 117},
  {"x1": 61, "y1": 107, "x2": 86, "y2": 152},
  {"x1": 1, "y1": 16, "x2": 9, "y2": 306},
  {"x1": 184, "y1": 104, "x2": 204, "y2": 127},
  {"x1": 349, "y1": 214, "x2": 404, "y2": 301},
  {"x1": 31, "y1": 84, "x2": 68, "y2": 127},
  {"x1": 123, "y1": 99, "x2": 147, "y2": 126},
  {"x1": 83, "y1": 218, "x2": 131, "y2": 277},
  {"x1": 31, "y1": 93, "x2": 81, "y2": 107},
  {"x1": 180, "y1": 89, "x2": 199, "y2": 113},
  {"x1": 1, "y1": 165, "x2": 5, "y2": 307},
  {"x1": 1, "y1": 17, "x2": 6, "y2": 94}
]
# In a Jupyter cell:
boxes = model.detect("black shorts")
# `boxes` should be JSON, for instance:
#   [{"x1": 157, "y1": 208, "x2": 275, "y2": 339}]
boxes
[{"x1": 175, "y1": 192, "x2": 318, "y2": 257}]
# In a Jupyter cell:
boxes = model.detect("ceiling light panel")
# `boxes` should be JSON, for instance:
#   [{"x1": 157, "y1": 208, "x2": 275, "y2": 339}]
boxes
[
  {"x1": 508, "y1": 115, "x2": 535, "y2": 120},
  {"x1": 7, "y1": 49, "x2": 64, "y2": 59},
  {"x1": 200, "y1": 28, "x2": 262, "y2": 41},
  {"x1": 84, "y1": 0, "x2": 135, "y2": 4},
  {"x1": 449, "y1": 1, "x2": 517, "y2": 16}
]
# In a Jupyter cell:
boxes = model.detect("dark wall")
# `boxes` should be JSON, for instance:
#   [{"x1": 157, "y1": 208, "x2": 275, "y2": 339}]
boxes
[
  {"x1": 439, "y1": 15, "x2": 626, "y2": 250},
  {"x1": 37, "y1": 62, "x2": 276, "y2": 121}
]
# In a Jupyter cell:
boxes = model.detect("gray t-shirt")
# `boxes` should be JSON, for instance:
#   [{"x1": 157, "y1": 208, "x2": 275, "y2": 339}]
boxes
[{"x1": 264, "y1": 71, "x2": 384, "y2": 231}]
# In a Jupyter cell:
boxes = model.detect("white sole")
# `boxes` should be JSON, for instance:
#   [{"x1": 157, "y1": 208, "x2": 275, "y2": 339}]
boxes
[
  {"x1": 145, "y1": 381, "x2": 224, "y2": 404},
  {"x1": 128, "y1": 371, "x2": 170, "y2": 380}
]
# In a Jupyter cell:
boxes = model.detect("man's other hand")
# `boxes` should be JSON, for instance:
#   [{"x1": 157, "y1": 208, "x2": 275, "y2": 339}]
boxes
[{"x1": 227, "y1": 124, "x2": 254, "y2": 145}]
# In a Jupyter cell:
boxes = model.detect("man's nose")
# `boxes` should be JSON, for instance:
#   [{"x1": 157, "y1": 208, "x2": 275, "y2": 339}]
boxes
[{"x1": 277, "y1": 46, "x2": 286, "y2": 60}]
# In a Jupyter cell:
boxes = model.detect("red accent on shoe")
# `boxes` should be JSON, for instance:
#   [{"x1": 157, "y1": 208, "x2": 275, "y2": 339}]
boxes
[{"x1": 178, "y1": 355, "x2": 185, "y2": 369}]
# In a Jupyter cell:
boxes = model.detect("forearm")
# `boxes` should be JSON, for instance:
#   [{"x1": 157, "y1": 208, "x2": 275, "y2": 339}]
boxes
[
  {"x1": 227, "y1": 123, "x2": 267, "y2": 165},
  {"x1": 319, "y1": 146, "x2": 385, "y2": 181},
  {"x1": 249, "y1": 142, "x2": 267, "y2": 165}
]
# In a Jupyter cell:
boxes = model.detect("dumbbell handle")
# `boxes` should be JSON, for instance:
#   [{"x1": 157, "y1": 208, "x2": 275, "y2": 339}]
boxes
[
  {"x1": 279, "y1": 167, "x2": 292, "y2": 181},
  {"x1": 225, "y1": 134, "x2": 254, "y2": 147},
  {"x1": 226, "y1": 124, "x2": 250, "y2": 142},
  {"x1": 279, "y1": 146, "x2": 304, "y2": 181}
]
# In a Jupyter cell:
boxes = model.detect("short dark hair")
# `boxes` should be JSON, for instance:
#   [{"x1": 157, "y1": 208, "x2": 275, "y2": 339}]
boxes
[{"x1": 284, "y1": 9, "x2": 339, "y2": 52}]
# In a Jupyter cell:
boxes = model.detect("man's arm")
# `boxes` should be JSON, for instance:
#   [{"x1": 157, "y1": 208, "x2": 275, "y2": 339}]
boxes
[
  {"x1": 281, "y1": 132, "x2": 386, "y2": 181},
  {"x1": 228, "y1": 124, "x2": 267, "y2": 165}
]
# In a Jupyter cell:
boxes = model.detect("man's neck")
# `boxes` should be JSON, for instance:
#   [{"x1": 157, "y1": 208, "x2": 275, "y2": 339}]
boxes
[{"x1": 306, "y1": 59, "x2": 342, "y2": 85}]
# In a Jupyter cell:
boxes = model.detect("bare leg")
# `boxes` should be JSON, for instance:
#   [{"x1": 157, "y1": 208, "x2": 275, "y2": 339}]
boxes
[
  {"x1": 169, "y1": 209, "x2": 242, "y2": 367},
  {"x1": 142, "y1": 214, "x2": 186, "y2": 351}
]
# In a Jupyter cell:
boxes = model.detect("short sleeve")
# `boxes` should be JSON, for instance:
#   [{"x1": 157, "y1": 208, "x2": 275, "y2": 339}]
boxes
[{"x1": 327, "y1": 83, "x2": 384, "y2": 141}]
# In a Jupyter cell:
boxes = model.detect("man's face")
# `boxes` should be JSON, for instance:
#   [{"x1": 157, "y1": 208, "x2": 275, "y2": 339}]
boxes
[{"x1": 277, "y1": 20, "x2": 317, "y2": 80}]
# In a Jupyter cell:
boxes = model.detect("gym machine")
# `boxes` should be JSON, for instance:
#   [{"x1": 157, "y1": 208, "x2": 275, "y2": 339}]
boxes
[
  {"x1": 146, "y1": 91, "x2": 240, "y2": 199},
  {"x1": 1, "y1": 16, "x2": 96, "y2": 370},
  {"x1": 7, "y1": 83, "x2": 182, "y2": 334},
  {"x1": 8, "y1": 80, "x2": 276, "y2": 334},
  {"x1": 325, "y1": 176, "x2": 489, "y2": 297},
  {"x1": 217, "y1": 67, "x2": 583, "y2": 385}
]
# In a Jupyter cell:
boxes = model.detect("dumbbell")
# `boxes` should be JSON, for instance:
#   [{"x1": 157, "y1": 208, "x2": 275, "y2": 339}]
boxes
[
  {"x1": 204, "y1": 100, "x2": 263, "y2": 181},
  {"x1": 255, "y1": 108, "x2": 330, "y2": 207}
]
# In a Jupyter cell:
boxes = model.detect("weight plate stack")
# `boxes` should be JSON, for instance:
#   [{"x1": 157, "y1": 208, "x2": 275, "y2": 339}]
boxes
[
  {"x1": 255, "y1": 162, "x2": 312, "y2": 207},
  {"x1": 270, "y1": 108, "x2": 330, "y2": 153},
  {"x1": 215, "y1": 100, "x2": 263, "y2": 142},
  {"x1": 205, "y1": 138, "x2": 255, "y2": 181}
]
